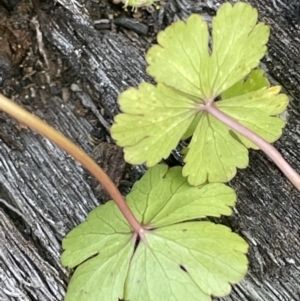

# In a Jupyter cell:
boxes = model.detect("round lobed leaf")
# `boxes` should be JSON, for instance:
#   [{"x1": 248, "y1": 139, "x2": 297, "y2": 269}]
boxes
[
  {"x1": 125, "y1": 222, "x2": 248, "y2": 300},
  {"x1": 62, "y1": 165, "x2": 248, "y2": 301},
  {"x1": 111, "y1": 2, "x2": 288, "y2": 186}
]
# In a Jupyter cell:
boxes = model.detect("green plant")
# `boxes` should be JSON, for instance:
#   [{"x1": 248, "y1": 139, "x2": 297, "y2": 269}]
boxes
[
  {"x1": 62, "y1": 2, "x2": 299, "y2": 300},
  {"x1": 113, "y1": 0, "x2": 159, "y2": 11},
  {"x1": 0, "y1": 2, "x2": 299, "y2": 301},
  {"x1": 0, "y1": 93, "x2": 248, "y2": 301},
  {"x1": 111, "y1": 2, "x2": 300, "y2": 190},
  {"x1": 62, "y1": 165, "x2": 247, "y2": 301}
]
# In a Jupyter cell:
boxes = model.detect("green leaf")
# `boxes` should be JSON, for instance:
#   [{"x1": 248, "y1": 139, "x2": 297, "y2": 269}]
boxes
[
  {"x1": 61, "y1": 201, "x2": 131, "y2": 268},
  {"x1": 64, "y1": 237, "x2": 132, "y2": 301},
  {"x1": 111, "y1": 2, "x2": 289, "y2": 186},
  {"x1": 61, "y1": 202, "x2": 133, "y2": 301},
  {"x1": 182, "y1": 113, "x2": 249, "y2": 184},
  {"x1": 221, "y1": 68, "x2": 270, "y2": 99},
  {"x1": 182, "y1": 86, "x2": 288, "y2": 185},
  {"x1": 217, "y1": 86, "x2": 288, "y2": 149},
  {"x1": 126, "y1": 165, "x2": 236, "y2": 227},
  {"x1": 121, "y1": 0, "x2": 158, "y2": 9},
  {"x1": 146, "y1": 2, "x2": 269, "y2": 99},
  {"x1": 62, "y1": 165, "x2": 248, "y2": 301},
  {"x1": 182, "y1": 68, "x2": 271, "y2": 143},
  {"x1": 112, "y1": 83, "x2": 196, "y2": 166},
  {"x1": 125, "y1": 222, "x2": 248, "y2": 300}
]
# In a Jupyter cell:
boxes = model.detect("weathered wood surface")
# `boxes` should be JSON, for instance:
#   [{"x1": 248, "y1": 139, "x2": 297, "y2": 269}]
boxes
[{"x1": 0, "y1": 0, "x2": 299, "y2": 300}]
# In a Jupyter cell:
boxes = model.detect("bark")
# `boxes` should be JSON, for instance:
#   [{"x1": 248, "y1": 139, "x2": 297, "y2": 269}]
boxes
[{"x1": 0, "y1": 0, "x2": 299, "y2": 300}]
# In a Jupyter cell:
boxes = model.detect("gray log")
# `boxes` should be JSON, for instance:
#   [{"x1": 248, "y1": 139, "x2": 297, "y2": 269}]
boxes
[{"x1": 0, "y1": 0, "x2": 299, "y2": 300}]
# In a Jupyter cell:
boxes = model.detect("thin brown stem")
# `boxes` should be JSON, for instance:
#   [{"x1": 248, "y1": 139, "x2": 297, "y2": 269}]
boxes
[
  {"x1": 0, "y1": 93, "x2": 144, "y2": 236},
  {"x1": 205, "y1": 102, "x2": 300, "y2": 191}
]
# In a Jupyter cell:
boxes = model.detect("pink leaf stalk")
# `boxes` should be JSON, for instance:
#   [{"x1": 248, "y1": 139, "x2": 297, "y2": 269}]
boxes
[{"x1": 201, "y1": 102, "x2": 300, "y2": 191}]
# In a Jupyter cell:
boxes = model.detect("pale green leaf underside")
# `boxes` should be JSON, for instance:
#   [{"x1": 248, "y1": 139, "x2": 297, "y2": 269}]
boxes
[
  {"x1": 111, "y1": 3, "x2": 288, "y2": 186},
  {"x1": 182, "y1": 113, "x2": 249, "y2": 185},
  {"x1": 112, "y1": 73, "x2": 288, "y2": 186},
  {"x1": 62, "y1": 166, "x2": 247, "y2": 301},
  {"x1": 125, "y1": 222, "x2": 248, "y2": 300},
  {"x1": 146, "y1": 2, "x2": 269, "y2": 99},
  {"x1": 111, "y1": 83, "x2": 196, "y2": 166},
  {"x1": 217, "y1": 86, "x2": 288, "y2": 149},
  {"x1": 182, "y1": 86, "x2": 288, "y2": 185},
  {"x1": 182, "y1": 68, "x2": 271, "y2": 141}
]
